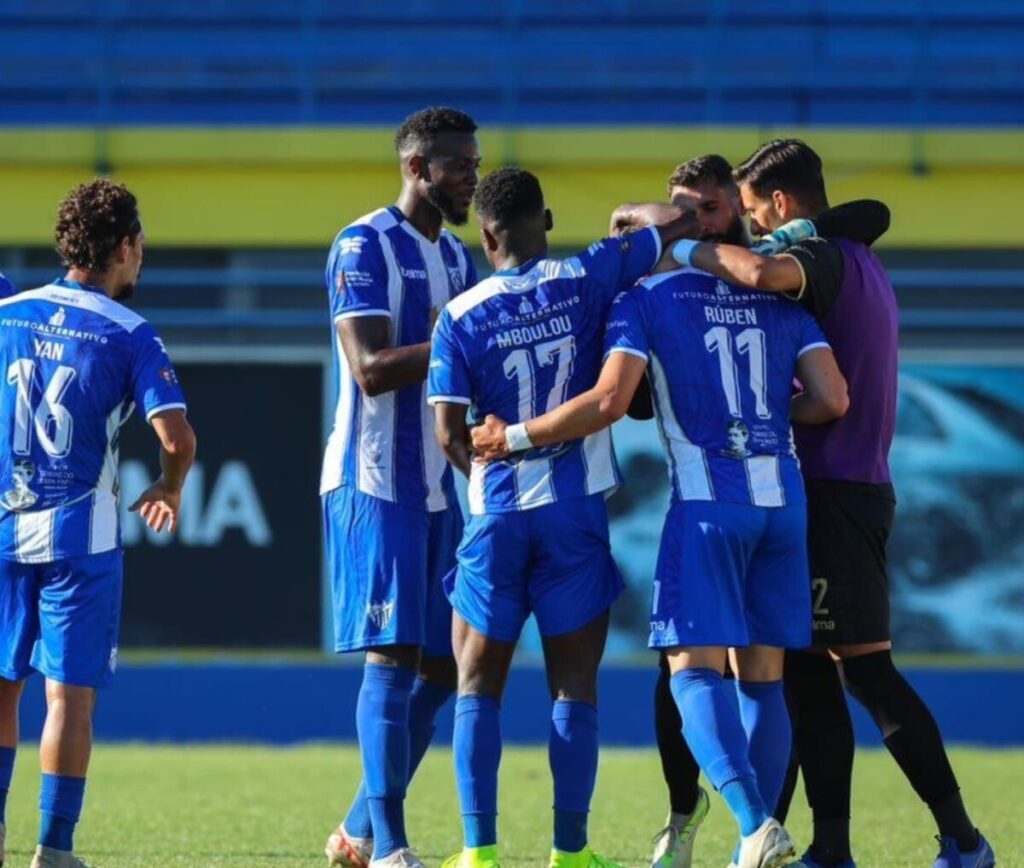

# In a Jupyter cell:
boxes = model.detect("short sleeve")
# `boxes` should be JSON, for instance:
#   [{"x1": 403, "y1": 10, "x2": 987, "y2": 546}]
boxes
[
  {"x1": 326, "y1": 225, "x2": 391, "y2": 321},
  {"x1": 427, "y1": 310, "x2": 472, "y2": 406},
  {"x1": 130, "y1": 322, "x2": 187, "y2": 422},
  {"x1": 603, "y1": 291, "x2": 650, "y2": 362},
  {"x1": 781, "y1": 238, "x2": 845, "y2": 319},
  {"x1": 571, "y1": 227, "x2": 662, "y2": 305},
  {"x1": 796, "y1": 309, "x2": 831, "y2": 358}
]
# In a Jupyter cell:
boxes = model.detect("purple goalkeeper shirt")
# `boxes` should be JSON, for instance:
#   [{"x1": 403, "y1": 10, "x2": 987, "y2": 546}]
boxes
[{"x1": 790, "y1": 238, "x2": 898, "y2": 484}]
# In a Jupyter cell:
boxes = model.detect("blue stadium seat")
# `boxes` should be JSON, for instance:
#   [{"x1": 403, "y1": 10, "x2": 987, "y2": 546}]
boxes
[{"x1": 0, "y1": 1, "x2": 1022, "y2": 125}]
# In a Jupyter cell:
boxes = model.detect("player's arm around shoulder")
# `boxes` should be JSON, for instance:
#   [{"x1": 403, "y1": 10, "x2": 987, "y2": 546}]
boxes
[{"x1": 685, "y1": 238, "x2": 805, "y2": 293}]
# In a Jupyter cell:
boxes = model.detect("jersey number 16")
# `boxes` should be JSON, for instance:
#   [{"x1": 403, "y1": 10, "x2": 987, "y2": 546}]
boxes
[{"x1": 7, "y1": 360, "x2": 77, "y2": 458}]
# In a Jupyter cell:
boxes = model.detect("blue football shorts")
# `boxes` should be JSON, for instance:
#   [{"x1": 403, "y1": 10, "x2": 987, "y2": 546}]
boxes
[
  {"x1": 323, "y1": 485, "x2": 463, "y2": 656},
  {"x1": 448, "y1": 493, "x2": 625, "y2": 643},
  {"x1": 0, "y1": 549, "x2": 124, "y2": 689},
  {"x1": 650, "y1": 499, "x2": 811, "y2": 650}
]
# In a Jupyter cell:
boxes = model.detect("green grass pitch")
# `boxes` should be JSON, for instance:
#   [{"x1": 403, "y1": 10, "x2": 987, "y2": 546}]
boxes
[{"x1": 2, "y1": 745, "x2": 1020, "y2": 867}]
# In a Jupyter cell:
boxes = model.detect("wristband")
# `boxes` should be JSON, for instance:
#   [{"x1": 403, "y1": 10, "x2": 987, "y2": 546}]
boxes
[
  {"x1": 671, "y1": 239, "x2": 700, "y2": 267},
  {"x1": 505, "y1": 422, "x2": 533, "y2": 453}
]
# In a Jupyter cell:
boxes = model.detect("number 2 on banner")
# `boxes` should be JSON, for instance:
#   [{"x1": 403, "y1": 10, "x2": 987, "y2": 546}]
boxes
[
  {"x1": 503, "y1": 336, "x2": 577, "y2": 421},
  {"x1": 6, "y1": 360, "x2": 77, "y2": 458},
  {"x1": 704, "y1": 326, "x2": 770, "y2": 420}
]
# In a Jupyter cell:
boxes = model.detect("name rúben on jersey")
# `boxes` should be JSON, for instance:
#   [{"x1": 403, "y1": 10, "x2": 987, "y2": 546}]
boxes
[{"x1": 703, "y1": 306, "x2": 758, "y2": 326}]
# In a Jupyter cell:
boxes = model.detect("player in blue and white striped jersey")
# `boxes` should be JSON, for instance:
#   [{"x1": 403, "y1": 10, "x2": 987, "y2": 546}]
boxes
[
  {"x1": 0, "y1": 180, "x2": 196, "y2": 868},
  {"x1": 429, "y1": 167, "x2": 697, "y2": 868},
  {"x1": 471, "y1": 235, "x2": 850, "y2": 868},
  {"x1": 321, "y1": 108, "x2": 480, "y2": 868}
]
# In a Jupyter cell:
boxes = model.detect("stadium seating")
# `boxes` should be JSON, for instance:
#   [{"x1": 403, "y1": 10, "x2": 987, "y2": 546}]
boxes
[{"x1": 1, "y1": 0, "x2": 1023, "y2": 124}]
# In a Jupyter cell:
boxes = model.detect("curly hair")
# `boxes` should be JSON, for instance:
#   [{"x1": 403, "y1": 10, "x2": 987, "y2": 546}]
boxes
[
  {"x1": 472, "y1": 166, "x2": 544, "y2": 227},
  {"x1": 54, "y1": 179, "x2": 141, "y2": 272},
  {"x1": 666, "y1": 154, "x2": 735, "y2": 195},
  {"x1": 394, "y1": 106, "x2": 477, "y2": 155}
]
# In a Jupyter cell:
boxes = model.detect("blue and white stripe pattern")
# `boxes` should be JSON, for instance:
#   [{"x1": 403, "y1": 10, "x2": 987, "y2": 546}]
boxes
[
  {"x1": 320, "y1": 206, "x2": 477, "y2": 512},
  {"x1": 604, "y1": 269, "x2": 830, "y2": 508},
  {"x1": 0, "y1": 280, "x2": 186, "y2": 562},
  {"x1": 428, "y1": 227, "x2": 661, "y2": 515}
]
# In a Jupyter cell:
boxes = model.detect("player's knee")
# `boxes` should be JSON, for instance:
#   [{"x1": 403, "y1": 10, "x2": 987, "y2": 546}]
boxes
[
  {"x1": 366, "y1": 644, "x2": 421, "y2": 670},
  {"x1": 44, "y1": 681, "x2": 96, "y2": 724},
  {"x1": 419, "y1": 654, "x2": 457, "y2": 690},
  {"x1": 731, "y1": 644, "x2": 785, "y2": 682},
  {"x1": 546, "y1": 663, "x2": 598, "y2": 705}
]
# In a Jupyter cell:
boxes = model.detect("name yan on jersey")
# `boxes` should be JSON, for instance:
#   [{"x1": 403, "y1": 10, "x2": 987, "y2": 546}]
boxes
[{"x1": 33, "y1": 338, "x2": 65, "y2": 361}]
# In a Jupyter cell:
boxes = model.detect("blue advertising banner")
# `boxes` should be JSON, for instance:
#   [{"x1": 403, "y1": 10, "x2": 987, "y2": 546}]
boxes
[{"x1": 512, "y1": 363, "x2": 1024, "y2": 659}]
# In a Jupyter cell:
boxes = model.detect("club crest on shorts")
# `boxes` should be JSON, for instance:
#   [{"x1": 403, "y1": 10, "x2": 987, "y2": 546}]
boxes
[{"x1": 367, "y1": 600, "x2": 394, "y2": 631}]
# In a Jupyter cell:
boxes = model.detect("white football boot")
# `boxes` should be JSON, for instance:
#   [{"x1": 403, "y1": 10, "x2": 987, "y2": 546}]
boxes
[
  {"x1": 736, "y1": 819, "x2": 796, "y2": 868},
  {"x1": 650, "y1": 786, "x2": 711, "y2": 868},
  {"x1": 325, "y1": 823, "x2": 374, "y2": 868},
  {"x1": 369, "y1": 847, "x2": 427, "y2": 868}
]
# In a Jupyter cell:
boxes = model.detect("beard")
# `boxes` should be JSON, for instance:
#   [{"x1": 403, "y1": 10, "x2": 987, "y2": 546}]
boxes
[
  {"x1": 700, "y1": 214, "x2": 747, "y2": 245},
  {"x1": 425, "y1": 183, "x2": 469, "y2": 226}
]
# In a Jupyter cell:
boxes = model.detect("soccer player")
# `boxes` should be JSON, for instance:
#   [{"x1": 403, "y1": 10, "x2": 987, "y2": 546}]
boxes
[
  {"x1": 320, "y1": 107, "x2": 480, "y2": 868},
  {"x1": 0, "y1": 179, "x2": 196, "y2": 868},
  {"x1": 670, "y1": 139, "x2": 995, "y2": 868},
  {"x1": 647, "y1": 155, "x2": 893, "y2": 868},
  {"x1": 470, "y1": 203, "x2": 850, "y2": 868},
  {"x1": 428, "y1": 167, "x2": 696, "y2": 868}
]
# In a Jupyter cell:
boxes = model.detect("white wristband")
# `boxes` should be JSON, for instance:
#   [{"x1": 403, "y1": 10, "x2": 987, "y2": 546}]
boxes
[
  {"x1": 505, "y1": 422, "x2": 533, "y2": 453},
  {"x1": 672, "y1": 239, "x2": 700, "y2": 267}
]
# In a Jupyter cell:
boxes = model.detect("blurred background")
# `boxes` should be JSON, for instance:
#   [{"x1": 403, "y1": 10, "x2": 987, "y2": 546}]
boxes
[{"x1": 3, "y1": 0, "x2": 1024, "y2": 740}]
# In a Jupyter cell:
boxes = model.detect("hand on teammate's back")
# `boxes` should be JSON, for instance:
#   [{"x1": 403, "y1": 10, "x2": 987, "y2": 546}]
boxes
[{"x1": 471, "y1": 414, "x2": 511, "y2": 460}]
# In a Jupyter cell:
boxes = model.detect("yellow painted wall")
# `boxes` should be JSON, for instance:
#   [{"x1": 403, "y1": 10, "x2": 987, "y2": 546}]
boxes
[{"x1": 1, "y1": 127, "x2": 1021, "y2": 247}]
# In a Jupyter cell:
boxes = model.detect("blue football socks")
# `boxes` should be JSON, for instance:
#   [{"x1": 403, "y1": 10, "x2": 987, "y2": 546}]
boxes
[
  {"x1": 0, "y1": 746, "x2": 14, "y2": 825},
  {"x1": 344, "y1": 675, "x2": 453, "y2": 841},
  {"x1": 720, "y1": 775, "x2": 770, "y2": 838},
  {"x1": 670, "y1": 668, "x2": 768, "y2": 836},
  {"x1": 550, "y1": 700, "x2": 599, "y2": 853},
  {"x1": 736, "y1": 680, "x2": 792, "y2": 814},
  {"x1": 357, "y1": 663, "x2": 416, "y2": 859},
  {"x1": 408, "y1": 677, "x2": 455, "y2": 777},
  {"x1": 38, "y1": 774, "x2": 86, "y2": 852},
  {"x1": 454, "y1": 695, "x2": 502, "y2": 848}
]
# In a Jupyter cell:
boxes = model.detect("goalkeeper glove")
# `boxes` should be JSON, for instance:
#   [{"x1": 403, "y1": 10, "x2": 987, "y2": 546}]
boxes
[{"x1": 750, "y1": 218, "x2": 816, "y2": 255}]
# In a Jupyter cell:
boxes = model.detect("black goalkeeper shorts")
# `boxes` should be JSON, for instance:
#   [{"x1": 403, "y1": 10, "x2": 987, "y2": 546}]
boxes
[{"x1": 805, "y1": 479, "x2": 896, "y2": 647}]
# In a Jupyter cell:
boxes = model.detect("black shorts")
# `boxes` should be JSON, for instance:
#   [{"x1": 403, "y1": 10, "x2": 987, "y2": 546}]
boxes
[{"x1": 805, "y1": 479, "x2": 896, "y2": 647}]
